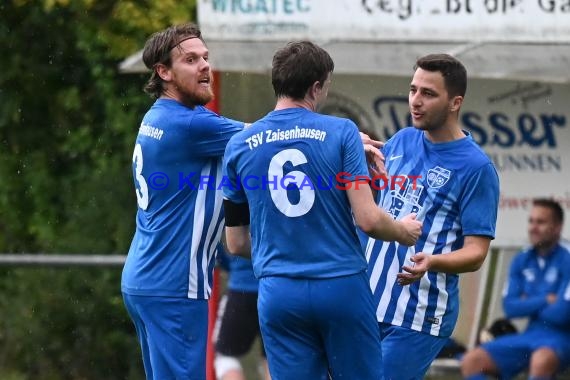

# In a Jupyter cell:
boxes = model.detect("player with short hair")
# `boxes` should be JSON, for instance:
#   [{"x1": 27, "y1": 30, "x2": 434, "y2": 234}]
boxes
[
  {"x1": 222, "y1": 40, "x2": 422, "y2": 380},
  {"x1": 461, "y1": 199, "x2": 570, "y2": 380},
  {"x1": 363, "y1": 53, "x2": 500, "y2": 379}
]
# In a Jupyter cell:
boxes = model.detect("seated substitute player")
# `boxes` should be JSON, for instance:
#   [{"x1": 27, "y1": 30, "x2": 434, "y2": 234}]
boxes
[
  {"x1": 222, "y1": 40, "x2": 422, "y2": 380},
  {"x1": 461, "y1": 199, "x2": 570, "y2": 380},
  {"x1": 214, "y1": 246, "x2": 270, "y2": 380}
]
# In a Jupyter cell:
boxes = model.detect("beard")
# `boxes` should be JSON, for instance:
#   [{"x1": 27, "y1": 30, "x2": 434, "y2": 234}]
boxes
[
  {"x1": 182, "y1": 87, "x2": 214, "y2": 106},
  {"x1": 178, "y1": 84, "x2": 214, "y2": 107},
  {"x1": 412, "y1": 106, "x2": 449, "y2": 132},
  {"x1": 172, "y1": 72, "x2": 215, "y2": 107}
]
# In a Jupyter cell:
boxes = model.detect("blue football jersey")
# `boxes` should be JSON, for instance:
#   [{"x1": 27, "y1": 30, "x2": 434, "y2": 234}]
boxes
[
  {"x1": 223, "y1": 108, "x2": 369, "y2": 279},
  {"x1": 503, "y1": 244, "x2": 570, "y2": 331},
  {"x1": 121, "y1": 98, "x2": 244, "y2": 299},
  {"x1": 363, "y1": 127, "x2": 500, "y2": 337}
]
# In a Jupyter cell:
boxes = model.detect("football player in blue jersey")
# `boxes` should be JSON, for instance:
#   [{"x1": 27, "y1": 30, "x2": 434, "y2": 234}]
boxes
[
  {"x1": 362, "y1": 53, "x2": 501, "y2": 379},
  {"x1": 462, "y1": 199, "x2": 570, "y2": 380},
  {"x1": 213, "y1": 246, "x2": 271, "y2": 380},
  {"x1": 121, "y1": 25, "x2": 386, "y2": 380},
  {"x1": 222, "y1": 41, "x2": 423, "y2": 380},
  {"x1": 121, "y1": 23, "x2": 246, "y2": 380}
]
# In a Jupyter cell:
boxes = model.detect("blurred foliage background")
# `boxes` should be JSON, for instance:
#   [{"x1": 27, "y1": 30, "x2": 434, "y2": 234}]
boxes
[{"x1": 0, "y1": 0, "x2": 196, "y2": 378}]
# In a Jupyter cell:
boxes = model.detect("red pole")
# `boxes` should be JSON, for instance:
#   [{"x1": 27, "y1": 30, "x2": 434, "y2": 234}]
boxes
[
  {"x1": 206, "y1": 70, "x2": 221, "y2": 114},
  {"x1": 205, "y1": 70, "x2": 221, "y2": 380}
]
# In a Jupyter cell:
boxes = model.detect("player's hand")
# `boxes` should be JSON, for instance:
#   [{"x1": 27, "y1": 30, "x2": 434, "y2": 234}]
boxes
[
  {"x1": 359, "y1": 131, "x2": 383, "y2": 148},
  {"x1": 396, "y1": 213, "x2": 422, "y2": 246},
  {"x1": 547, "y1": 293, "x2": 557, "y2": 304},
  {"x1": 397, "y1": 252, "x2": 430, "y2": 286},
  {"x1": 360, "y1": 132, "x2": 386, "y2": 177}
]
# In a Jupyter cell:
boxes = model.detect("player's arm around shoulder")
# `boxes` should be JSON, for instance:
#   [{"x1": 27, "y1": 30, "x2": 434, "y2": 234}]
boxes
[
  {"x1": 347, "y1": 180, "x2": 422, "y2": 245},
  {"x1": 190, "y1": 111, "x2": 247, "y2": 157}
]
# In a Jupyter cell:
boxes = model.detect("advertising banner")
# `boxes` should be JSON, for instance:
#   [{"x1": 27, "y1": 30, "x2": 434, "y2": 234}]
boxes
[{"x1": 199, "y1": 0, "x2": 570, "y2": 43}]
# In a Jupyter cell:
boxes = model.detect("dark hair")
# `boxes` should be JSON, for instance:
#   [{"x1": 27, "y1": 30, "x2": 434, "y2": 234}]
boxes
[
  {"x1": 414, "y1": 54, "x2": 467, "y2": 98},
  {"x1": 271, "y1": 41, "x2": 334, "y2": 100},
  {"x1": 142, "y1": 23, "x2": 204, "y2": 99},
  {"x1": 533, "y1": 198, "x2": 564, "y2": 224}
]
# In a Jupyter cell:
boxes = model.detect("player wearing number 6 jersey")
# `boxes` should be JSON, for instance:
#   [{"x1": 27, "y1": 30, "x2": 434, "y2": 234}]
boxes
[
  {"x1": 222, "y1": 41, "x2": 422, "y2": 380},
  {"x1": 121, "y1": 23, "x2": 244, "y2": 380}
]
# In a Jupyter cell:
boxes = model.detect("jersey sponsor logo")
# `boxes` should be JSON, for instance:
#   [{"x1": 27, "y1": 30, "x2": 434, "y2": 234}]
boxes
[
  {"x1": 388, "y1": 181, "x2": 424, "y2": 218},
  {"x1": 389, "y1": 154, "x2": 403, "y2": 161},
  {"x1": 426, "y1": 166, "x2": 451, "y2": 188}
]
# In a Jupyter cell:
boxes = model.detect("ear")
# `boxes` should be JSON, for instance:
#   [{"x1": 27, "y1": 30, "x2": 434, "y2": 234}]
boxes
[
  {"x1": 450, "y1": 95, "x2": 463, "y2": 113},
  {"x1": 307, "y1": 81, "x2": 322, "y2": 100},
  {"x1": 155, "y1": 63, "x2": 172, "y2": 82},
  {"x1": 553, "y1": 222, "x2": 563, "y2": 237}
]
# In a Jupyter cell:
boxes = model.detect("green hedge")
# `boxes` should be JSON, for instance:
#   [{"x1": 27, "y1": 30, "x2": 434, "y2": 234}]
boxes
[{"x1": 0, "y1": 0, "x2": 196, "y2": 378}]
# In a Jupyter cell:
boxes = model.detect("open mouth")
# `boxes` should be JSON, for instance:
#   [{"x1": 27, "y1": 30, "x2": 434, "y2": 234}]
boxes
[{"x1": 198, "y1": 77, "x2": 210, "y2": 85}]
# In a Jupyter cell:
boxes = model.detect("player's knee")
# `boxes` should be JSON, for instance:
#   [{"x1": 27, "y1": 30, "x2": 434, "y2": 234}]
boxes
[
  {"x1": 214, "y1": 354, "x2": 243, "y2": 380},
  {"x1": 461, "y1": 347, "x2": 496, "y2": 376},
  {"x1": 530, "y1": 347, "x2": 559, "y2": 376}
]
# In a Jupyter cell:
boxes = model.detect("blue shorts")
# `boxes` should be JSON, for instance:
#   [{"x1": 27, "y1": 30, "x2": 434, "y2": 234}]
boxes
[
  {"x1": 379, "y1": 322, "x2": 449, "y2": 380},
  {"x1": 482, "y1": 326, "x2": 570, "y2": 379},
  {"x1": 122, "y1": 293, "x2": 208, "y2": 380},
  {"x1": 258, "y1": 272, "x2": 383, "y2": 380}
]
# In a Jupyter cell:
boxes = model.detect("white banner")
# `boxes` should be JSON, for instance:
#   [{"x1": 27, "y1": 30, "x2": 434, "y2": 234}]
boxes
[{"x1": 199, "y1": 0, "x2": 570, "y2": 43}]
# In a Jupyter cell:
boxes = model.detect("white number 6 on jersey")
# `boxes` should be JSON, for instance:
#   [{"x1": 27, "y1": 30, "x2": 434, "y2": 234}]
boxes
[{"x1": 268, "y1": 149, "x2": 315, "y2": 217}]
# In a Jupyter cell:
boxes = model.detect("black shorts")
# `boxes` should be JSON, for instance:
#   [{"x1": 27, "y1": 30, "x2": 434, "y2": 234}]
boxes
[{"x1": 214, "y1": 290, "x2": 265, "y2": 357}]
